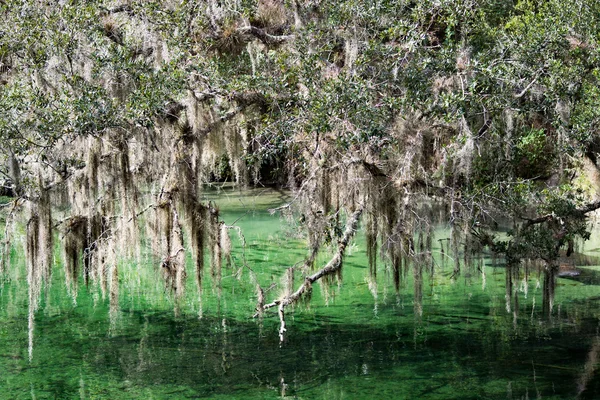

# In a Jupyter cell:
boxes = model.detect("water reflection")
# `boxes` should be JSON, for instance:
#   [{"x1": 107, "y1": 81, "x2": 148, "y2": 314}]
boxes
[
  {"x1": 5, "y1": 262, "x2": 600, "y2": 399},
  {"x1": 5, "y1": 211, "x2": 600, "y2": 398},
  {"x1": 413, "y1": 261, "x2": 423, "y2": 319},
  {"x1": 26, "y1": 303, "x2": 600, "y2": 398}
]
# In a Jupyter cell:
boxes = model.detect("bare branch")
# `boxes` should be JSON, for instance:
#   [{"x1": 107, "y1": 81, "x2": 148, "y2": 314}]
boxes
[
  {"x1": 521, "y1": 200, "x2": 600, "y2": 229},
  {"x1": 256, "y1": 205, "x2": 364, "y2": 341},
  {"x1": 237, "y1": 26, "x2": 294, "y2": 45},
  {"x1": 514, "y1": 73, "x2": 541, "y2": 99}
]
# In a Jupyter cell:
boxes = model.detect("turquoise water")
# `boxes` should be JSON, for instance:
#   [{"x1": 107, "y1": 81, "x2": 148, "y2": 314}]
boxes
[{"x1": 2, "y1": 188, "x2": 600, "y2": 399}]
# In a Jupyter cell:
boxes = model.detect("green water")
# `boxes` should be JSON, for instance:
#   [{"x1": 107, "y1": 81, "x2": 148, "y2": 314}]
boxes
[{"x1": 2, "y1": 188, "x2": 600, "y2": 399}]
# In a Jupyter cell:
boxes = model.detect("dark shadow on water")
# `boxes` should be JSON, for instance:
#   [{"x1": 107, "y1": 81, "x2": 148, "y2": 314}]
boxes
[{"x1": 11, "y1": 295, "x2": 600, "y2": 399}]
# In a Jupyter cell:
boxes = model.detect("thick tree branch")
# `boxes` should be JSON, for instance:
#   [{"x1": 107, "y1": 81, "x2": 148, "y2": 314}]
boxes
[
  {"x1": 237, "y1": 26, "x2": 294, "y2": 45},
  {"x1": 576, "y1": 200, "x2": 600, "y2": 215},
  {"x1": 191, "y1": 89, "x2": 294, "y2": 110},
  {"x1": 99, "y1": 4, "x2": 134, "y2": 15},
  {"x1": 521, "y1": 200, "x2": 600, "y2": 229},
  {"x1": 513, "y1": 73, "x2": 541, "y2": 99},
  {"x1": 521, "y1": 214, "x2": 554, "y2": 229}
]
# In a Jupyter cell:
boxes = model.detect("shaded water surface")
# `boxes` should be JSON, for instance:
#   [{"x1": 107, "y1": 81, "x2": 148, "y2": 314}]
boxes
[{"x1": 2, "y1": 188, "x2": 600, "y2": 399}]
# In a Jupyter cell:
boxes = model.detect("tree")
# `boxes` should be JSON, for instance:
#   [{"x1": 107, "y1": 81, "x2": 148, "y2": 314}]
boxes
[{"x1": 2, "y1": 0, "x2": 600, "y2": 341}]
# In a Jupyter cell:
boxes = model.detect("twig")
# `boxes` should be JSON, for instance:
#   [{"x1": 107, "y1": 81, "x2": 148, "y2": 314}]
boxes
[
  {"x1": 129, "y1": 203, "x2": 155, "y2": 222},
  {"x1": 514, "y1": 73, "x2": 541, "y2": 99}
]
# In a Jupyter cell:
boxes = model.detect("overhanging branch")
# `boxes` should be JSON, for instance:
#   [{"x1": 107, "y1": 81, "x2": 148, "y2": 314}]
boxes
[
  {"x1": 256, "y1": 205, "x2": 364, "y2": 342},
  {"x1": 521, "y1": 200, "x2": 600, "y2": 229},
  {"x1": 190, "y1": 89, "x2": 294, "y2": 110},
  {"x1": 237, "y1": 26, "x2": 294, "y2": 45}
]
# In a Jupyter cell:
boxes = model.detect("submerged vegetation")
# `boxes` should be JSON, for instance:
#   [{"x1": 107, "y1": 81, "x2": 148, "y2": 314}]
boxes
[{"x1": 1, "y1": 0, "x2": 600, "y2": 347}]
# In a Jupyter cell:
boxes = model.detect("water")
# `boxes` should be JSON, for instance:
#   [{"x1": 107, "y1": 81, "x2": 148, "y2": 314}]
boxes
[{"x1": 2, "y1": 188, "x2": 600, "y2": 399}]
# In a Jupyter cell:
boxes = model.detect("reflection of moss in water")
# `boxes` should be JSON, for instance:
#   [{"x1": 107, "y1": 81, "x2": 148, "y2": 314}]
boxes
[
  {"x1": 2, "y1": 190, "x2": 600, "y2": 398},
  {"x1": 11, "y1": 303, "x2": 598, "y2": 399}
]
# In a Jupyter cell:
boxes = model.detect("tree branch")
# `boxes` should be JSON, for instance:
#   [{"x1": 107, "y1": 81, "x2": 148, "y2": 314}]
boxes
[
  {"x1": 521, "y1": 200, "x2": 600, "y2": 229},
  {"x1": 521, "y1": 214, "x2": 554, "y2": 229},
  {"x1": 514, "y1": 73, "x2": 541, "y2": 99},
  {"x1": 191, "y1": 89, "x2": 293, "y2": 110},
  {"x1": 237, "y1": 26, "x2": 294, "y2": 45},
  {"x1": 108, "y1": 4, "x2": 133, "y2": 15},
  {"x1": 256, "y1": 205, "x2": 364, "y2": 342},
  {"x1": 576, "y1": 200, "x2": 600, "y2": 215}
]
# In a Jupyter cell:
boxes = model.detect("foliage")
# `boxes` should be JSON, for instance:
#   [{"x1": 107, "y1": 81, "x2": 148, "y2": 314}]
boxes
[{"x1": 2, "y1": 0, "x2": 600, "y2": 326}]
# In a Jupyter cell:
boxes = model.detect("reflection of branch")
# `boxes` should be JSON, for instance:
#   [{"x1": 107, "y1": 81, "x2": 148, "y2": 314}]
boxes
[
  {"x1": 256, "y1": 205, "x2": 364, "y2": 342},
  {"x1": 268, "y1": 203, "x2": 291, "y2": 215}
]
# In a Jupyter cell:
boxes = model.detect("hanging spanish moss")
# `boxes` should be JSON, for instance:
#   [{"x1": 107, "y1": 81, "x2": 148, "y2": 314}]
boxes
[
  {"x1": 109, "y1": 260, "x2": 119, "y2": 321},
  {"x1": 156, "y1": 200, "x2": 186, "y2": 298},
  {"x1": 381, "y1": 193, "x2": 401, "y2": 292},
  {"x1": 320, "y1": 166, "x2": 332, "y2": 215},
  {"x1": 172, "y1": 207, "x2": 186, "y2": 298},
  {"x1": 155, "y1": 201, "x2": 172, "y2": 277},
  {"x1": 95, "y1": 221, "x2": 114, "y2": 301},
  {"x1": 25, "y1": 185, "x2": 53, "y2": 362},
  {"x1": 86, "y1": 139, "x2": 100, "y2": 201},
  {"x1": 365, "y1": 212, "x2": 378, "y2": 279},
  {"x1": 116, "y1": 137, "x2": 140, "y2": 260},
  {"x1": 26, "y1": 215, "x2": 41, "y2": 312},
  {"x1": 543, "y1": 265, "x2": 557, "y2": 318},
  {"x1": 86, "y1": 212, "x2": 107, "y2": 286},
  {"x1": 64, "y1": 216, "x2": 87, "y2": 299},
  {"x1": 505, "y1": 262, "x2": 522, "y2": 327},
  {"x1": 223, "y1": 115, "x2": 249, "y2": 187},
  {"x1": 284, "y1": 267, "x2": 294, "y2": 298},
  {"x1": 220, "y1": 224, "x2": 233, "y2": 267},
  {"x1": 450, "y1": 219, "x2": 462, "y2": 278},
  {"x1": 0, "y1": 202, "x2": 16, "y2": 276},
  {"x1": 190, "y1": 203, "x2": 206, "y2": 303},
  {"x1": 413, "y1": 261, "x2": 423, "y2": 319},
  {"x1": 209, "y1": 203, "x2": 222, "y2": 295},
  {"x1": 367, "y1": 273, "x2": 378, "y2": 309},
  {"x1": 3, "y1": 0, "x2": 599, "y2": 357},
  {"x1": 26, "y1": 209, "x2": 39, "y2": 362}
]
